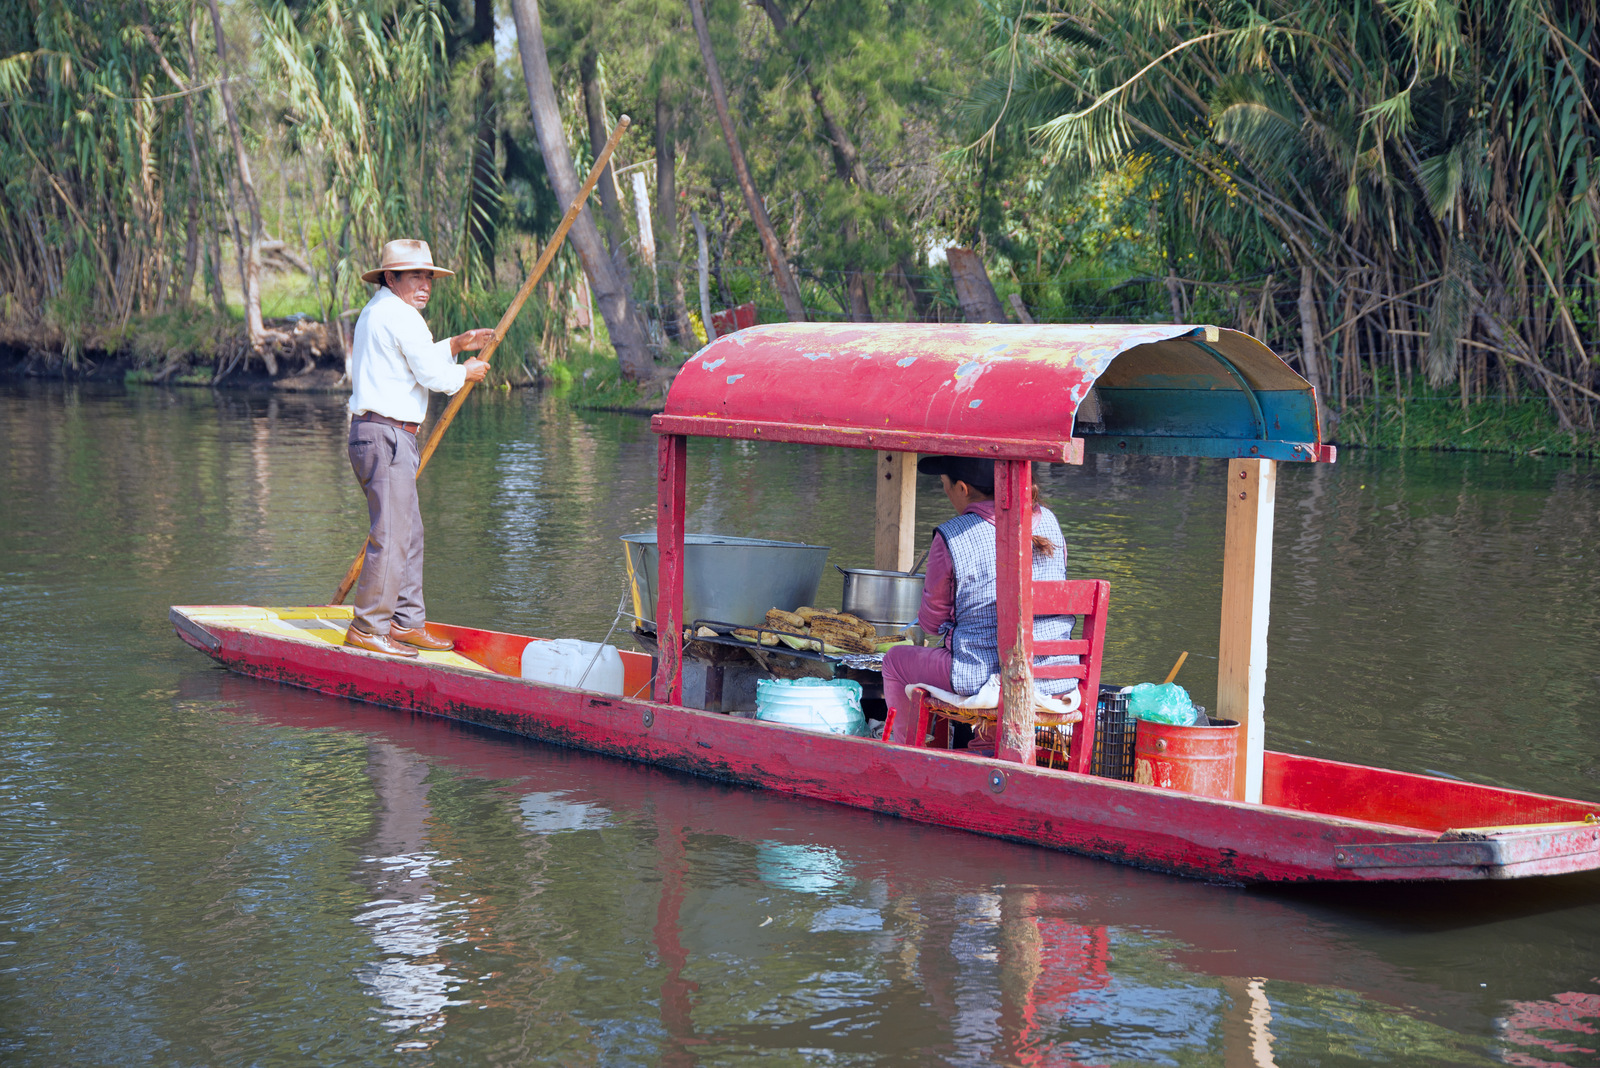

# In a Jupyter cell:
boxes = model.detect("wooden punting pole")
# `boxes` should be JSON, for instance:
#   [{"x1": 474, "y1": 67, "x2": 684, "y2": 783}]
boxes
[{"x1": 1218, "y1": 458, "x2": 1276, "y2": 802}]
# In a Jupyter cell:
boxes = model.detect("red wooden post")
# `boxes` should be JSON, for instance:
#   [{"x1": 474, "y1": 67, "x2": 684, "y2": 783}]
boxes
[
  {"x1": 654, "y1": 434, "x2": 688, "y2": 704},
  {"x1": 1065, "y1": 581, "x2": 1107, "y2": 774},
  {"x1": 995, "y1": 458, "x2": 1036, "y2": 765}
]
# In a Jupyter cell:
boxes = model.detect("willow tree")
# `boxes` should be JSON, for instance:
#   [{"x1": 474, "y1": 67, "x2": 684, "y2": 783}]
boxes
[{"x1": 0, "y1": 2, "x2": 206, "y2": 356}]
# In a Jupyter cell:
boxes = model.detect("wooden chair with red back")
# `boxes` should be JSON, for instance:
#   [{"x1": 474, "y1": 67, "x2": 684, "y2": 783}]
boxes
[
  {"x1": 1029, "y1": 578, "x2": 1110, "y2": 773},
  {"x1": 900, "y1": 578, "x2": 1109, "y2": 772}
]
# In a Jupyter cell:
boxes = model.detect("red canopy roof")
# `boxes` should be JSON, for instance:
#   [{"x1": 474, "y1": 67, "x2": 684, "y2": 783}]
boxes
[{"x1": 655, "y1": 322, "x2": 1329, "y2": 463}]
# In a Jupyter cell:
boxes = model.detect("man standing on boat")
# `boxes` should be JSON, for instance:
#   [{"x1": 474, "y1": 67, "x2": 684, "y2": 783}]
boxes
[{"x1": 343, "y1": 239, "x2": 494, "y2": 658}]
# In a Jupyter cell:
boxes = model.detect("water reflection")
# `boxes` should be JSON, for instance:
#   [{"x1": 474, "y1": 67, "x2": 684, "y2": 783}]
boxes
[
  {"x1": 3, "y1": 383, "x2": 1598, "y2": 1066},
  {"x1": 1497, "y1": 991, "x2": 1600, "y2": 1067},
  {"x1": 521, "y1": 791, "x2": 611, "y2": 834},
  {"x1": 352, "y1": 745, "x2": 469, "y2": 1044},
  {"x1": 208, "y1": 682, "x2": 1595, "y2": 1066}
]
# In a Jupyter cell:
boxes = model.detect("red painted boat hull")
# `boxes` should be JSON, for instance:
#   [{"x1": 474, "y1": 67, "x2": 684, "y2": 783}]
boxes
[{"x1": 171, "y1": 607, "x2": 1600, "y2": 885}]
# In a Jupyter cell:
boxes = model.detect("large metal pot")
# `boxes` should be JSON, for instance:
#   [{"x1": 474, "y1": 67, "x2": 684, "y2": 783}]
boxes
[
  {"x1": 621, "y1": 533, "x2": 830, "y2": 628},
  {"x1": 836, "y1": 565, "x2": 925, "y2": 625}
]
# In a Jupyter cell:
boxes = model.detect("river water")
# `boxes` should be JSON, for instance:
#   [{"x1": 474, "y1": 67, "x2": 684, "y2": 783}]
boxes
[{"x1": 1, "y1": 381, "x2": 1597, "y2": 1066}]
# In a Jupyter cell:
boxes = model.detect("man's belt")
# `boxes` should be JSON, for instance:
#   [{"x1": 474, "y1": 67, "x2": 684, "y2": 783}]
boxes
[{"x1": 354, "y1": 411, "x2": 421, "y2": 434}]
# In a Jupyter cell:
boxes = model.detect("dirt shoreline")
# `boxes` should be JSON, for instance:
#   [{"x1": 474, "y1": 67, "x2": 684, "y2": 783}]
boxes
[
  {"x1": 0, "y1": 316, "x2": 353, "y2": 391},
  {"x1": 1, "y1": 351, "x2": 346, "y2": 392}
]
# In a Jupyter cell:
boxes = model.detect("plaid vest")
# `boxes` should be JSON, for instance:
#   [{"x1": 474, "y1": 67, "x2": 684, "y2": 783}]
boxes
[{"x1": 938, "y1": 507, "x2": 1076, "y2": 695}]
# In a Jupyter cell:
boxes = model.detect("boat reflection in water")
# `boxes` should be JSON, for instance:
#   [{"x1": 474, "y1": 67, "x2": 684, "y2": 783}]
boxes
[{"x1": 206, "y1": 675, "x2": 1599, "y2": 1066}]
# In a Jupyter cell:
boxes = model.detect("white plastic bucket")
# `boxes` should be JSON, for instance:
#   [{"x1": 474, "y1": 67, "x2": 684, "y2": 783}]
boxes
[
  {"x1": 755, "y1": 678, "x2": 866, "y2": 736},
  {"x1": 520, "y1": 639, "x2": 624, "y2": 695}
]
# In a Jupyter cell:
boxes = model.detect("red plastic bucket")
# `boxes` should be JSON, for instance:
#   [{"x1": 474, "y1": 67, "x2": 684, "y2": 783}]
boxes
[{"x1": 1133, "y1": 718, "x2": 1239, "y2": 799}]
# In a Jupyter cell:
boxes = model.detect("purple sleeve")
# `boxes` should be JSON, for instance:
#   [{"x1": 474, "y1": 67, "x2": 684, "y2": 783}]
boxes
[{"x1": 918, "y1": 532, "x2": 955, "y2": 635}]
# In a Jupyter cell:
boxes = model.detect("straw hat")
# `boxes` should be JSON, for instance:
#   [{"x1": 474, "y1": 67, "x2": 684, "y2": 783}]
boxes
[{"x1": 360, "y1": 239, "x2": 456, "y2": 284}]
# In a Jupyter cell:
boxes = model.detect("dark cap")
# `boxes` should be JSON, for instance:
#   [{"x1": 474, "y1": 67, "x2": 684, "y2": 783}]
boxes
[{"x1": 916, "y1": 455, "x2": 995, "y2": 493}]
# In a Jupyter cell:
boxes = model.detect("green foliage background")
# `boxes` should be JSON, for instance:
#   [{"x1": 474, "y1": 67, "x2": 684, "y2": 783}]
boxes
[{"x1": 1, "y1": 0, "x2": 1596, "y2": 450}]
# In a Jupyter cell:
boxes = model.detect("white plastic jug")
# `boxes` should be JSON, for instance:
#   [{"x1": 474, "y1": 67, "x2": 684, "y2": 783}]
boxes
[{"x1": 520, "y1": 638, "x2": 625, "y2": 695}]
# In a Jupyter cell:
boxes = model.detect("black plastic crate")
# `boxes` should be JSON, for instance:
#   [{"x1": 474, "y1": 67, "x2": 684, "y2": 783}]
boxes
[{"x1": 1091, "y1": 685, "x2": 1135, "y2": 781}]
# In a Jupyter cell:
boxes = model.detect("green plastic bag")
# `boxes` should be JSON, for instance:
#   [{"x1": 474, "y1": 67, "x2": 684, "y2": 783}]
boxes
[{"x1": 1127, "y1": 682, "x2": 1202, "y2": 726}]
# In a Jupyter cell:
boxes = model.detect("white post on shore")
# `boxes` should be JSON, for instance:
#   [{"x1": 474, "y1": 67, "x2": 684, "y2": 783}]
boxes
[{"x1": 693, "y1": 210, "x2": 715, "y2": 342}]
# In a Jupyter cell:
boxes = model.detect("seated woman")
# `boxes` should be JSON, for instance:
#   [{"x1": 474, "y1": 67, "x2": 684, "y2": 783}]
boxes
[{"x1": 881, "y1": 456, "x2": 1076, "y2": 745}]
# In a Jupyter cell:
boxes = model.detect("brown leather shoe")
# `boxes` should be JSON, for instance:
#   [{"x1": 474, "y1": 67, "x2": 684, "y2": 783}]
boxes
[
  {"x1": 344, "y1": 625, "x2": 419, "y2": 658},
  {"x1": 389, "y1": 624, "x2": 454, "y2": 651}
]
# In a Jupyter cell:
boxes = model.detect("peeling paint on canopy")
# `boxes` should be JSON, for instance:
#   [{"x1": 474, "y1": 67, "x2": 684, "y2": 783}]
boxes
[{"x1": 654, "y1": 322, "x2": 1333, "y2": 463}]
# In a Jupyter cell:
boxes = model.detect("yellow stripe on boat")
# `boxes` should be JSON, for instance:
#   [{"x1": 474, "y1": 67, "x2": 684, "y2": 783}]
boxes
[{"x1": 183, "y1": 604, "x2": 491, "y2": 673}]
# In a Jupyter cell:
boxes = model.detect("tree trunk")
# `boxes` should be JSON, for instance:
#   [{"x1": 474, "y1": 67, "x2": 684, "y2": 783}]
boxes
[
  {"x1": 468, "y1": 0, "x2": 498, "y2": 283},
  {"x1": 509, "y1": 0, "x2": 653, "y2": 380},
  {"x1": 842, "y1": 218, "x2": 872, "y2": 321},
  {"x1": 686, "y1": 0, "x2": 806, "y2": 321},
  {"x1": 203, "y1": 202, "x2": 228, "y2": 314},
  {"x1": 1298, "y1": 268, "x2": 1331, "y2": 435},
  {"x1": 655, "y1": 87, "x2": 693, "y2": 345},
  {"x1": 145, "y1": 27, "x2": 202, "y2": 307},
  {"x1": 893, "y1": 255, "x2": 931, "y2": 321},
  {"x1": 178, "y1": 199, "x2": 199, "y2": 308},
  {"x1": 946, "y1": 248, "x2": 1008, "y2": 323},
  {"x1": 581, "y1": 47, "x2": 630, "y2": 264},
  {"x1": 629, "y1": 170, "x2": 662, "y2": 347},
  {"x1": 178, "y1": 16, "x2": 228, "y2": 313},
  {"x1": 204, "y1": 0, "x2": 275, "y2": 372}
]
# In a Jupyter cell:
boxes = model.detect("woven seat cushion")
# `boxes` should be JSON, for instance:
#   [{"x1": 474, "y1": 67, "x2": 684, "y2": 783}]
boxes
[{"x1": 921, "y1": 695, "x2": 1082, "y2": 728}]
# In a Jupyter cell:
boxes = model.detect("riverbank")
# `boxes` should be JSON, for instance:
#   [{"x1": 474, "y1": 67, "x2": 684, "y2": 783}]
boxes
[
  {"x1": 0, "y1": 317, "x2": 679, "y2": 409},
  {"x1": 0, "y1": 309, "x2": 347, "y2": 391},
  {"x1": 1334, "y1": 393, "x2": 1600, "y2": 459}
]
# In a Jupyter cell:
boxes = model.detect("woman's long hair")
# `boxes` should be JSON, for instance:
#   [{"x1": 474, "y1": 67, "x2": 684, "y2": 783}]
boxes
[{"x1": 967, "y1": 482, "x2": 1057, "y2": 557}]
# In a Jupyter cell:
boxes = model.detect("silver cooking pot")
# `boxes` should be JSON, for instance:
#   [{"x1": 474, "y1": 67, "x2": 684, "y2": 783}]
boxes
[{"x1": 836, "y1": 565, "x2": 925, "y2": 625}]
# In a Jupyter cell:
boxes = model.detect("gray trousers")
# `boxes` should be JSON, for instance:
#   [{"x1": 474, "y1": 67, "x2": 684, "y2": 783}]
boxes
[{"x1": 348, "y1": 420, "x2": 426, "y2": 635}]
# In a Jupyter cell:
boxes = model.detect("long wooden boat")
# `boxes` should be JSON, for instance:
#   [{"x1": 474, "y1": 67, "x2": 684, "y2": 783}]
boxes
[{"x1": 172, "y1": 323, "x2": 1600, "y2": 884}]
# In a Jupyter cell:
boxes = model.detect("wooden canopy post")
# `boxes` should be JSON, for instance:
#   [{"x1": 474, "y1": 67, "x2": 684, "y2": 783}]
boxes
[
  {"x1": 654, "y1": 434, "x2": 688, "y2": 704},
  {"x1": 1218, "y1": 458, "x2": 1276, "y2": 802},
  {"x1": 874, "y1": 451, "x2": 918, "y2": 571},
  {"x1": 994, "y1": 459, "x2": 1036, "y2": 765}
]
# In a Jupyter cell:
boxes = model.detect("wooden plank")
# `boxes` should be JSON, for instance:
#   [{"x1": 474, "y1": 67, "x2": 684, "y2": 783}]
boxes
[
  {"x1": 1218, "y1": 458, "x2": 1276, "y2": 802},
  {"x1": 873, "y1": 451, "x2": 918, "y2": 571},
  {"x1": 655, "y1": 434, "x2": 688, "y2": 704},
  {"x1": 995, "y1": 459, "x2": 1036, "y2": 765},
  {"x1": 650, "y1": 414, "x2": 1085, "y2": 465}
]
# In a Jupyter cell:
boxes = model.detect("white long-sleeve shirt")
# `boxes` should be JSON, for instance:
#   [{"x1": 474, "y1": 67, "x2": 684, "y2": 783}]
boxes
[{"x1": 347, "y1": 287, "x2": 466, "y2": 424}]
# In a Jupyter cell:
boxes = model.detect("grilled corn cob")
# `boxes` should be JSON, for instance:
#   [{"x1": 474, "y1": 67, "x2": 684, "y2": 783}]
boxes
[{"x1": 765, "y1": 608, "x2": 807, "y2": 629}]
